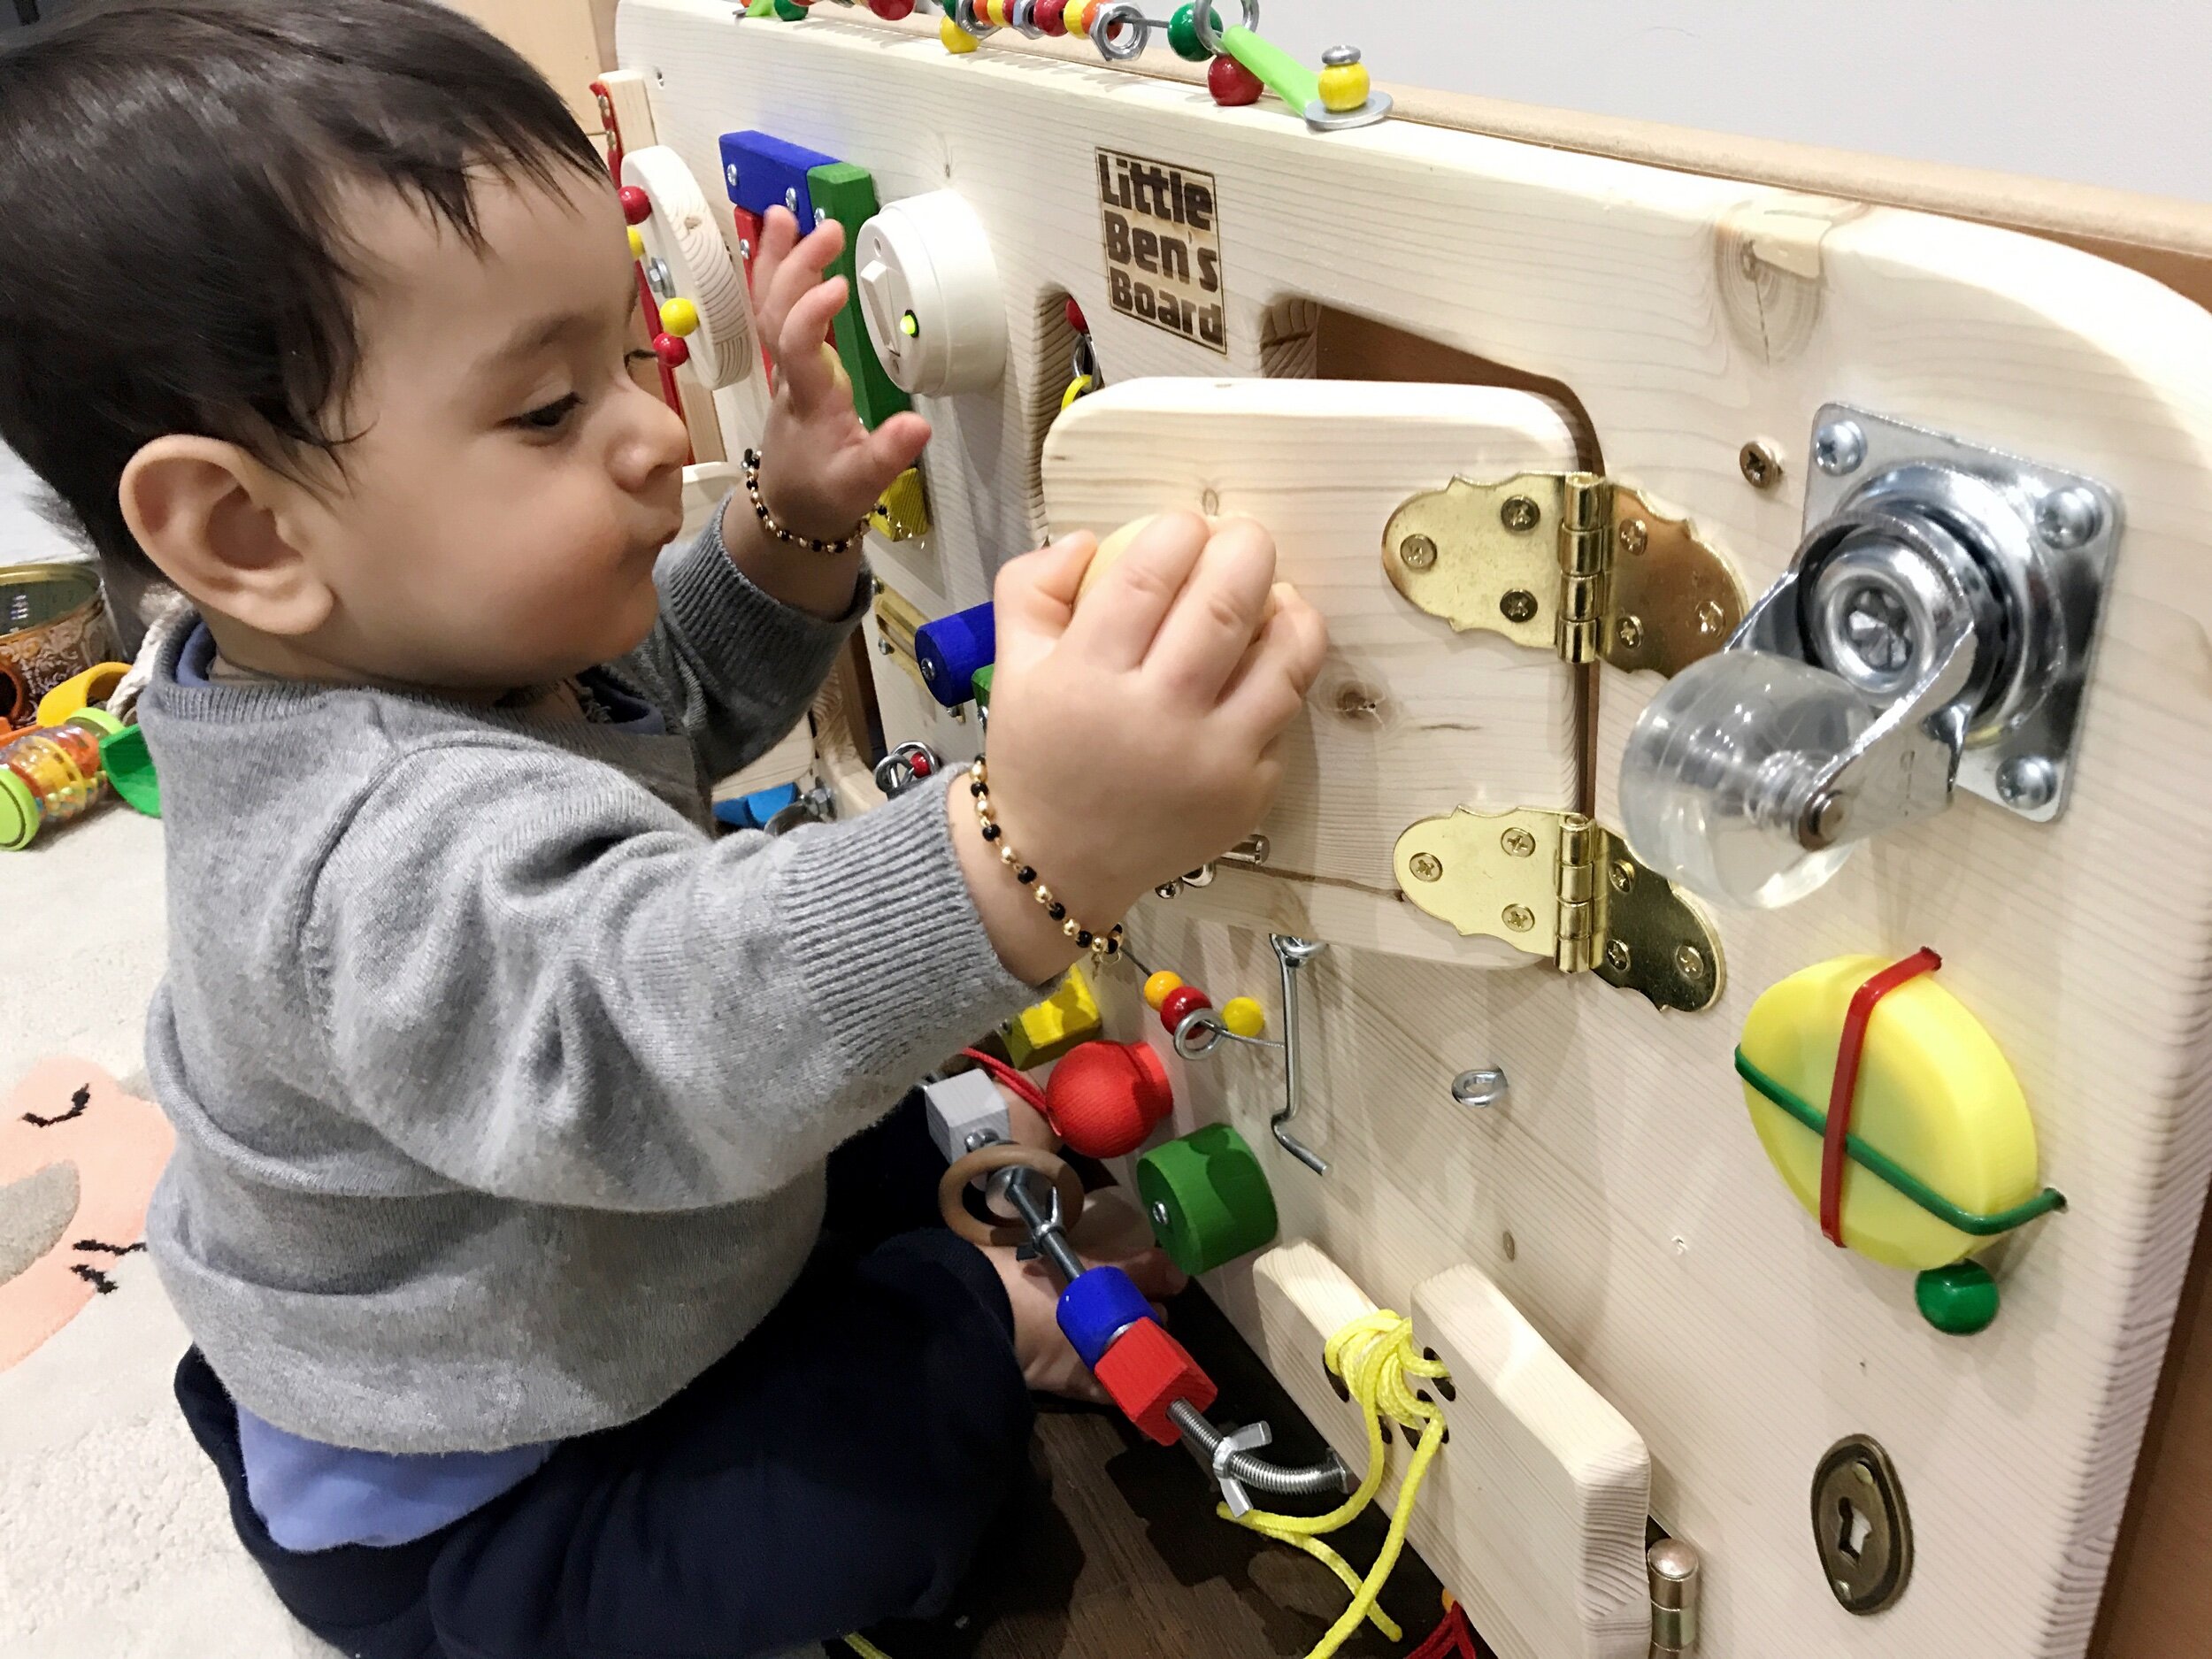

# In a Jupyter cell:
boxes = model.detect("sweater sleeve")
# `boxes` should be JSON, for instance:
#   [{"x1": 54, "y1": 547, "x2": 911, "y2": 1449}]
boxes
[
  {"x1": 618, "y1": 499, "x2": 868, "y2": 780},
  {"x1": 301, "y1": 742, "x2": 1035, "y2": 1210}
]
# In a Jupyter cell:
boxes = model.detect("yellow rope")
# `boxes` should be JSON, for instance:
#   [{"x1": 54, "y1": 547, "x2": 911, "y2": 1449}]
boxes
[
  {"x1": 1219, "y1": 1310, "x2": 1450, "y2": 1659},
  {"x1": 841, "y1": 1637, "x2": 894, "y2": 1659}
]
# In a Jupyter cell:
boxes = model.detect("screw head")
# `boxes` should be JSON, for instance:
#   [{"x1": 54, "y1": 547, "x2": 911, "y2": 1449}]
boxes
[
  {"x1": 1502, "y1": 903, "x2": 1535, "y2": 933},
  {"x1": 1996, "y1": 754, "x2": 2058, "y2": 810},
  {"x1": 1801, "y1": 789, "x2": 1851, "y2": 847},
  {"x1": 1616, "y1": 615, "x2": 1645, "y2": 650},
  {"x1": 1501, "y1": 1230, "x2": 1517, "y2": 1262},
  {"x1": 1500, "y1": 826, "x2": 1536, "y2": 857},
  {"x1": 1150, "y1": 1200, "x2": 1172, "y2": 1231},
  {"x1": 785, "y1": 186, "x2": 800, "y2": 212},
  {"x1": 1674, "y1": 944, "x2": 1707, "y2": 979},
  {"x1": 1409, "y1": 851, "x2": 1444, "y2": 882},
  {"x1": 726, "y1": 163, "x2": 741, "y2": 190},
  {"x1": 2035, "y1": 486, "x2": 2105, "y2": 550},
  {"x1": 1400, "y1": 533, "x2": 1438, "y2": 571},
  {"x1": 1695, "y1": 598, "x2": 1727, "y2": 635},
  {"x1": 1618, "y1": 518, "x2": 1648, "y2": 556},
  {"x1": 1839, "y1": 584, "x2": 1915, "y2": 674},
  {"x1": 1605, "y1": 939, "x2": 1632, "y2": 972},
  {"x1": 1500, "y1": 589, "x2": 1540, "y2": 624},
  {"x1": 1609, "y1": 858, "x2": 1636, "y2": 893},
  {"x1": 1813, "y1": 419, "x2": 1867, "y2": 477},
  {"x1": 1500, "y1": 495, "x2": 1541, "y2": 534},
  {"x1": 1740, "y1": 442, "x2": 1781, "y2": 489}
]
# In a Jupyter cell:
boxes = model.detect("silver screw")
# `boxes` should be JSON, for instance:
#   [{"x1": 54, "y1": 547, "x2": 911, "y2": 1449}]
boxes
[
  {"x1": 1841, "y1": 585, "x2": 1914, "y2": 673},
  {"x1": 784, "y1": 186, "x2": 800, "y2": 212},
  {"x1": 1813, "y1": 419, "x2": 1867, "y2": 477},
  {"x1": 1996, "y1": 754, "x2": 2058, "y2": 810},
  {"x1": 1150, "y1": 1200, "x2": 1172, "y2": 1231},
  {"x1": 1400, "y1": 534, "x2": 1438, "y2": 571},
  {"x1": 726, "y1": 163, "x2": 741, "y2": 191},
  {"x1": 1322, "y1": 44, "x2": 1362, "y2": 67},
  {"x1": 964, "y1": 1128, "x2": 1002, "y2": 1152},
  {"x1": 1451, "y1": 1068, "x2": 1509, "y2": 1110},
  {"x1": 2035, "y1": 486, "x2": 2105, "y2": 550}
]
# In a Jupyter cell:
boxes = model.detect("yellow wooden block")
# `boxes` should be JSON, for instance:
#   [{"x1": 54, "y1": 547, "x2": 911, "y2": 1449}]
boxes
[
  {"x1": 869, "y1": 467, "x2": 932, "y2": 541},
  {"x1": 1002, "y1": 964, "x2": 1102, "y2": 1069}
]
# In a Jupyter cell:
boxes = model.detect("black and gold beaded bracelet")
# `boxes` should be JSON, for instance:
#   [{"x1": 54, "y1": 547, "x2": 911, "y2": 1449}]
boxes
[
  {"x1": 968, "y1": 758, "x2": 1124, "y2": 968},
  {"x1": 741, "y1": 449, "x2": 872, "y2": 556}
]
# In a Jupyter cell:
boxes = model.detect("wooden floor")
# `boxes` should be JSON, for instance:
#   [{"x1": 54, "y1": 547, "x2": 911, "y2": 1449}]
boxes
[{"x1": 856, "y1": 1286, "x2": 1471, "y2": 1659}]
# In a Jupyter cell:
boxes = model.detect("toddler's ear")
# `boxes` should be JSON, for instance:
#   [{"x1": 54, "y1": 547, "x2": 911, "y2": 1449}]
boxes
[{"x1": 119, "y1": 436, "x2": 334, "y2": 638}]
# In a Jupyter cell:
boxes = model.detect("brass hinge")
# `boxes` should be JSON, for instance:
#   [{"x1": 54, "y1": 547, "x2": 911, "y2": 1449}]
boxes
[
  {"x1": 870, "y1": 580, "x2": 930, "y2": 692},
  {"x1": 1393, "y1": 807, "x2": 1724, "y2": 1012},
  {"x1": 1383, "y1": 473, "x2": 1744, "y2": 675}
]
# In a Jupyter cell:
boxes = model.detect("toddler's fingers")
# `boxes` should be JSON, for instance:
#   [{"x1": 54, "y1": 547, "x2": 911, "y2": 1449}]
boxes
[
  {"x1": 775, "y1": 278, "x2": 850, "y2": 413},
  {"x1": 748, "y1": 205, "x2": 802, "y2": 322},
  {"x1": 1062, "y1": 510, "x2": 1210, "y2": 673},
  {"x1": 756, "y1": 218, "x2": 843, "y2": 362},
  {"x1": 1219, "y1": 586, "x2": 1328, "y2": 740},
  {"x1": 992, "y1": 534, "x2": 1099, "y2": 670},
  {"x1": 1142, "y1": 517, "x2": 1276, "y2": 705},
  {"x1": 834, "y1": 410, "x2": 931, "y2": 500}
]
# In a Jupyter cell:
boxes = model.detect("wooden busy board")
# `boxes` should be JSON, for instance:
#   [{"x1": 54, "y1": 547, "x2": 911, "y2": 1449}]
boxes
[{"x1": 619, "y1": 4, "x2": 2212, "y2": 1655}]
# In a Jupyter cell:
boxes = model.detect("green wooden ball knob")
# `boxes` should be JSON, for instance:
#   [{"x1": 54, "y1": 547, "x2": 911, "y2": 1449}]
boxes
[
  {"x1": 1916, "y1": 1261, "x2": 2000, "y2": 1335},
  {"x1": 1166, "y1": 3, "x2": 1217, "y2": 61},
  {"x1": 773, "y1": 0, "x2": 810, "y2": 19},
  {"x1": 1137, "y1": 1123, "x2": 1278, "y2": 1276}
]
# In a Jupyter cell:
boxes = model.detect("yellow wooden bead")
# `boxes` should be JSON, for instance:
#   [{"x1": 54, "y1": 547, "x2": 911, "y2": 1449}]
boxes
[
  {"x1": 941, "y1": 14, "x2": 980, "y2": 50},
  {"x1": 627, "y1": 227, "x2": 646, "y2": 259},
  {"x1": 1317, "y1": 58, "x2": 1370, "y2": 114},
  {"x1": 1065, "y1": 0, "x2": 1094, "y2": 33},
  {"x1": 659, "y1": 296, "x2": 700, "y2": 337},
  {"x1": 1221, "y1": 996, "x2": 1266, "y2": 1039},
  {"x1": 983, "y1": 0, "x2": 1011, "y2": 23},
  {"x1": 1144, "y1": 971, "x2": 1183, "y2": 1010}
]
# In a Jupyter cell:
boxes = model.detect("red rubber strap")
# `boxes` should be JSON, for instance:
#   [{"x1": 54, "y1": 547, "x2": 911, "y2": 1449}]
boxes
[
  {"x1": 1820, "y1": 948, "x2": 1942, "y2": 1246},
  {"x1": 960, "y1": 1048, "x2": 1048, "y2": 1113},
  {"x1": 1407, "y1": 1604, "x2": 1481, "y2": 1659}
]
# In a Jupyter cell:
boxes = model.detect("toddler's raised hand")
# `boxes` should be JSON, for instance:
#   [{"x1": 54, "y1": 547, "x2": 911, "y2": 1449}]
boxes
[
  {"x1": 749, "y1": 205, "x2": 929, "y2": 541},
  {"x1": 956, "y1": 512, "x2": 1329, "y2": 983}
]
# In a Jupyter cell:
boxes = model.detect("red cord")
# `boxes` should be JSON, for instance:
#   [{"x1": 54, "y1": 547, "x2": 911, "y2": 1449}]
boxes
[
  {"x1": 1820, "y1": 948, "x2": 1942, "y2": 1246},
  {"x1": 1407, "y1": 1601, "x2": 1482, "y2": 1659},
  {"x1": 960, "y1": 1048, "x2": 1048, "y2": 1113}
]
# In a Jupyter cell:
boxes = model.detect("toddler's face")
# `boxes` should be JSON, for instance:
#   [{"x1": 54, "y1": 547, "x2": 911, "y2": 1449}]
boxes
[{"x1": 299, "y1": 166, "x2": 690, "y2": 691}]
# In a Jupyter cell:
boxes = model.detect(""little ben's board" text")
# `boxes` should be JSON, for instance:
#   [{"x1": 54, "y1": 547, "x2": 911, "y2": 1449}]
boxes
[{"x1": 1095, "y1": 150, "x2": 1226, "y2": 353}]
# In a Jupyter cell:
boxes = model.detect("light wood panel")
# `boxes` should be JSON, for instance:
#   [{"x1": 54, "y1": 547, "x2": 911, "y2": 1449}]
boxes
[
  {"x1": 622, "y1": 8, "x2": 2212, "y2": 1655},
  {"x1": 437, "y1": 0, "x2": 610, "y2": 132},
  {"x1": 1045, "y1": 379, "x2": 1578, "y2": 963}
]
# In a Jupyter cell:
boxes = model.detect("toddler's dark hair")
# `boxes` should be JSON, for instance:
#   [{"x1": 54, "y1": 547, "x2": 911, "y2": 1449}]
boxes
[{"x1": 0, "y1": 0, "x2": 605, "y2": 579}]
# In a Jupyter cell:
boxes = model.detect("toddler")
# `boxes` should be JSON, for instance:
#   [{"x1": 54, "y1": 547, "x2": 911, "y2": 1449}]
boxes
[{"x1": 0, "y1": 3, "x2": 1325, "y2": 1655}]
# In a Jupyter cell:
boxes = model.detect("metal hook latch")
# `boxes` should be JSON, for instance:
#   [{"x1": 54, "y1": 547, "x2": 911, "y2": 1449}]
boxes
[{"x1": 1269, "y1": 933, "x2": 1329, "y2": 1176}]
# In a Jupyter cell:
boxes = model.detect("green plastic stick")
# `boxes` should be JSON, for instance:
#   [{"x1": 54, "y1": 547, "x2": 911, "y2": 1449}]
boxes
[
  {"x1": 1221, "y1": 27, "x2": 1318, "y2": 112},
  {"x1": 1733, "y1": 1049, "x2": 2066, "y2": 1236}
]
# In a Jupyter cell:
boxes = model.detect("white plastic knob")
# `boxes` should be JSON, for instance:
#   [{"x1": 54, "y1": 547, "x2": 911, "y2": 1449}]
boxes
[
  {"x1": 619, "y1": 146, "x2": 755, "y2": 390},
  {"x1": 855, "y1": 190, "x2": 1008, "y2": 396},
  {"x1": 1618, "y1": 650, "x2": 1873, "y2": 909}
]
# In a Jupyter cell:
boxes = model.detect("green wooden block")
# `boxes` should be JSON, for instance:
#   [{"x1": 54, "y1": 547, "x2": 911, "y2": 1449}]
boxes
[{"x1": 805, "y1": 161, "x2": 913, "y2": 431}]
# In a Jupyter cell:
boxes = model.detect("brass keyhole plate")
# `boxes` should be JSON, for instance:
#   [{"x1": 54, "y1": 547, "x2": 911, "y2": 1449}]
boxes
[{"x1": 1809, "y1": 1434, "x2": 1913, "y2": 1615}]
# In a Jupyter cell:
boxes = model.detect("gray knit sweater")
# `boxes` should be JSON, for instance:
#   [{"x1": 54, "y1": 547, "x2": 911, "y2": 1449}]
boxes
[{"x1": 139, "y1": 515, "x2": 1033, "y2": 1454}]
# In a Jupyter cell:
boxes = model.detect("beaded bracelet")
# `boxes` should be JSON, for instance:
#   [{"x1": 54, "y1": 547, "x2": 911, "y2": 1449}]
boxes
[
  {"x1": 741, "y1": 449, "x2": 872, "y2": 557},
  {"x1": 967, "y1": 758, "x2": 1125, "y2": 968}
]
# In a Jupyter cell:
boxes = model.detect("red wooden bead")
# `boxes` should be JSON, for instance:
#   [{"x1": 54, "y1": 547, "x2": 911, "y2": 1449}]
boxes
[
  {"x1": 1034, "y1": 0, "x2": 1070, "y2": 33},
  {"x1": 1157, "y1": 984, "x2": 1211, "y2": 1033},
  {"x1": 1094, "y1": 1318, "x2": 1217, "y2": 1445},
  {"x1": 1045, "y1": 1041, "x2": 1173, "y2": 1159},
  {"x1": 1208, "y1": 53, "x2": 1263, "y2": 107},
  {"x1": 1064, "y1": 296, "x2": 1089, "y2": 334},
  {"x1": 652, "y1": 332, "x2": 690, "y2": 368},
  {"x1": 909, "y1": 751, "x2": 933, "y2": 777},
  {"x1": 868, "y1": 0, "x2": 917, "y2": 15},
  {"x1": 618, "y1": 185, "x2": 652, "y2": 226}
]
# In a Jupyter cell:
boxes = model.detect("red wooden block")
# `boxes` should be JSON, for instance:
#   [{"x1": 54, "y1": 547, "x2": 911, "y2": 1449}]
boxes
[{"x1": 1093, "y1": 1318, "x2": 1217, "y2": 1445}]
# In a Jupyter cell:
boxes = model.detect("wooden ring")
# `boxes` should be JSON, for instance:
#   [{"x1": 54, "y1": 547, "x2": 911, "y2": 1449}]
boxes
[{"x1": 939, "y1": 1142, "x2": 1087, "y2": 1247}]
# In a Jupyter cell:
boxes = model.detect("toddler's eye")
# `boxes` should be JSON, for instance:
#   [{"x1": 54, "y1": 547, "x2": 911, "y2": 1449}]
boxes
[
  {"x1": 626, "y1": 349, "x2": 657, "y2": 368},
  {"x1": 512, "y1": 393, "x2": 583, "y2": 434}
]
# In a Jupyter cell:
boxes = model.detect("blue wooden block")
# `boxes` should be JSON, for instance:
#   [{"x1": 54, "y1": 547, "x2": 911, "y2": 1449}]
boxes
[
  {"x1": 712, "y1": 782, "x2": 801, "y2": 831},
  {"x1": 915, "y1": 602, "x2": 995, "y2": 710},
  {"x1": 718, "y1": 130, "x2": 841, "y2": 226}
]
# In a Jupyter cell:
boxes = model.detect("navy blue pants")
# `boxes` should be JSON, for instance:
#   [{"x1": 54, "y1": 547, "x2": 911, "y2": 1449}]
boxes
[{"x1": 175, "y1": 1094, "x2": 1034, "y2": 1659}]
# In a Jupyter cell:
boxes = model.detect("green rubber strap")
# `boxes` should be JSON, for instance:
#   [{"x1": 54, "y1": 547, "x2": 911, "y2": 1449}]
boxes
[
  {"x1": 1220, "y1": 27, "x2": 1318, "y2": 111},
  {"x1": 1734, "y1": 1048, "x2": 2066, "y2": 1236},
  {"x1": 745, "y1": 1, "x2": 778, "y2": 15}
]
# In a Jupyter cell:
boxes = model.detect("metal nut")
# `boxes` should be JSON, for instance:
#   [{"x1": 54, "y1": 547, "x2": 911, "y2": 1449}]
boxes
[
  {"x1": 1409, "y1": 851, "x2": 1444, "y2": 883},
  {"x1": 1500, "y1": 826, "x2": 1537, "y2": 857},
  {"x1": 1500, "y1": 495, "x2": 1541, "y2": 534},
  {"x1": 1502, "y1": 903, "x2": 1535, "y2": 933},
  {"x1": 1740, "y1": 441, "x2": 1781, "y2": 489},
  {"x1": 1500, "y1": 589, "x2": 1540, "y2": 624},
  {"x1": 1451, "y1": 1068, "x2": 1509, "y2": 1110},
  {"x1": 1400, "y1": 534, "x2": 1439, "y2": 571}
]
